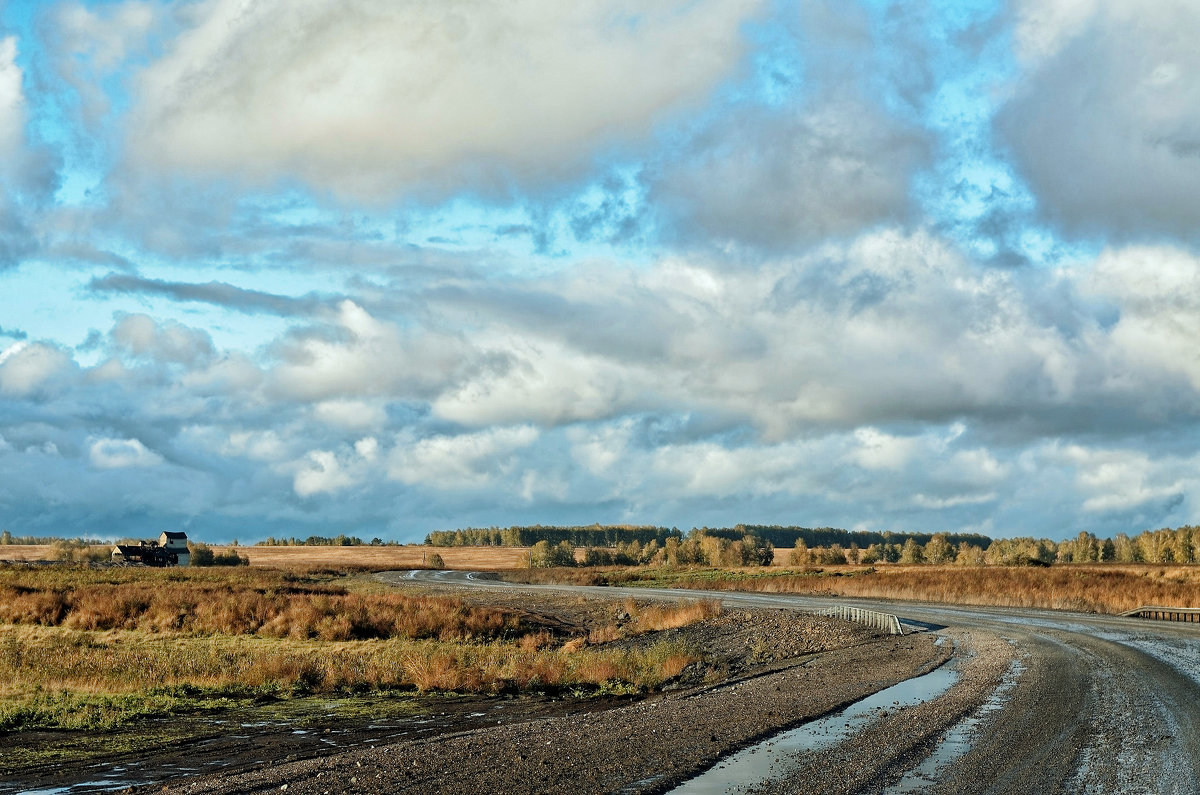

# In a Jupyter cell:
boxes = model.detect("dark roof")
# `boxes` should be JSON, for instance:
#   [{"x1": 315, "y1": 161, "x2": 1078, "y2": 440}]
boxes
[
  {"x1": 162, "y1": 531, "x2": 188, "y2": 540},
  {"x1": 113, "y1": 544, "x2": 142, "y2": 555}
]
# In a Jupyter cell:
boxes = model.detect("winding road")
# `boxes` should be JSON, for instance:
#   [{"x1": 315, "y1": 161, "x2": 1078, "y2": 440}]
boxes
[{"x1": 385, "y1": 569, "x2": 1200, "y2": 794}]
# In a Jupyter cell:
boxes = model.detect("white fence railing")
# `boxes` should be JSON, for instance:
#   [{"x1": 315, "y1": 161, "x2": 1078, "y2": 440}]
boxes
[{"x1": 818, "y1": 605, "x2": 905, "y2": 635}]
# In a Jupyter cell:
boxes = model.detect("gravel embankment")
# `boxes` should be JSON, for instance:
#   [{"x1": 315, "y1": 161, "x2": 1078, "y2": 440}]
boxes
[{"x1": 167, "y1": 614, "x2": 944, "y2": 795}]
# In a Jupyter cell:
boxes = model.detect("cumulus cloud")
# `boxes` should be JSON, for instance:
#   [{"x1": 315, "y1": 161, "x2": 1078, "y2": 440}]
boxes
[
  {"x1": 111, "y1": 313, "x2": 216, "y2": 366},
  {"x1": 313, "y1": 400, "x2": 388, "y2": 431},
  {"x1": 50, "y1": 2, "x2": 159, "y2": 124},
  {"x1": 649, "y1": 99, "x2": 930, "y2": 249},
  {"x1": 292, "y1": 450, "x2": 357, "y2": 497},
  {"x1": 644, "y1": 0, "x2": 933, "y2": 250},
  {"x1": 998, "y1": 0, "x2": 1200, "y2": 239},
  {"x1": 1078, "y1": 245, "x2": 1200, "y2": 394},
  {"x1": 0, "y1": 342, "x2": 75, "y2": 396},
  {"x1": 389, "y1": 426, "x2": 539, "y2": 490},
  {"x1": 0, "y1": 36, "x2": 24, "y2": 161},
  {"x1": 8, "y1": 227, "x2": 1200, "y2": 538},
  {"x1": 89, "y1": 437, "x2": 164, "y2": 469},
  {"x1": 419, "y1": 229, "x2": 1104, "y2": 437},
  {"x1": 267, "y1": 300, "x2": 504, "y2": 402},
  {"x1": 127, "y1": 0, "x2": 762, "y2": 199}
]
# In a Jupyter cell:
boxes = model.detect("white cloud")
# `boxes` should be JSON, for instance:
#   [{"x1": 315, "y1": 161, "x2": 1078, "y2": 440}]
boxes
[
  {"x1": 0, "y1": 36, "x2": 24, "y2": 161},
  {"x1": 388, "y1": 426, "x2": 538, "y2": 489},
  {"x1": 293, "y1": 449, "x2": 357, "y2": 497},
  {"x1": 999, "y1": 0, "x2": 1200, "y2": 238},
  {"x1": 51, "y1": 2, "x2": 159, "y2": 123},
  {"x1": 1082, "y1": 245, "x2": 1200, "y2": 391},
  {"x1": 649, "y1": 99, "x2": 930, "y2": 249},
  {"x1": 313, "y1": 399, "x2": 387, "y2": 431},
  {"x1": 89, "y1": 437, "x2": 164, "y2": 469},
  {"x1": 268, "y1": 301, "x2": 491, "y2": 402},
  {"x1": 222, "y1": 430, "x2": 289, "y2": 462},
  {"x1": 847, "y1": 427, "x2": 919, "y2": 471},
  {"x1": 1046, "y1": 443, "x2": 1189, "y2": 514},
  {"x1": 112, "y1": 313, "x2": 215, "y2": 366},
  {"x1": 0, "y1": 342, "x2": 74, "y2": 396},
  {"x1": 128, "y1": 0, "x2": 762, "y2": 198},
  {"x1": 354, "y1": 436, "x2": 378, "y2": 461}
]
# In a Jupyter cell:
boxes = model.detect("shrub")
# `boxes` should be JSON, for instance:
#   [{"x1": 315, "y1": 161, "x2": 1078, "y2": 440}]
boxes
[
  {"x1": 531, "y1": 540, "x2": 575, "y2": 567},
  {"x1": 187, "y1": 542, "x2": 214, "y2": 566}
]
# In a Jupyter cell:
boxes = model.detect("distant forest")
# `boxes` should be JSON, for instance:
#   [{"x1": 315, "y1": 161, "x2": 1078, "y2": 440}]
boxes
[
  {"x1": 424, "y1": 524, "x2": 990, "y2": 550},
  {"x1": 700, "y1": 525, "x2": 992, "y2": 551},
  {"x1": 425, "y1": 525, "x2": 683, "y2": 548}
]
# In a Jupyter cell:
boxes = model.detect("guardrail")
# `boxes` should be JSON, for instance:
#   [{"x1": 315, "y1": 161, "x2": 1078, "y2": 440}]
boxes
[
  {"x1": 1118, "y1": 606, "x2": 1200, "y2": 623},
  {"x1": 818, "y1": 605, "x2": 905, "y2": 635}
]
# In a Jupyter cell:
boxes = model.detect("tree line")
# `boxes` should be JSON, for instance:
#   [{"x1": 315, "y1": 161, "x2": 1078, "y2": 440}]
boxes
[
  {"x1": 530, "y1": 532, "x2": 775, "y2": 568},
  {"x1": 257, "y1": 535, "x2": 395, "y2": 547},
  {"x1": 426, "y1": 525, "x2": 684, "y2": 548},
  {"x1": 525, "y1": 525, "x2": 1200, "y2": 569},
  {"x1": 787, "y1": 527, "x2": 1200, "y2": 566}
]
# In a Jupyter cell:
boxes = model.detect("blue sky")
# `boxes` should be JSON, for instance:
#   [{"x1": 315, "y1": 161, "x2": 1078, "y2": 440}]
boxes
[{"x1": 2, "y1": 0, "x2": 1200, "y2": 543}]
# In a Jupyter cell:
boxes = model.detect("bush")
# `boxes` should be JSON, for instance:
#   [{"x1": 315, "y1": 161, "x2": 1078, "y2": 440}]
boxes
[
  {"x1": 187, "y1": 542, "x2": 214, "y2": 566},
  {"x1": 188, "y1": 543, "x2": 247, "y2": 567},
  {"x1": 531, "y1": 540, "x2": 575, "y2": 567}
]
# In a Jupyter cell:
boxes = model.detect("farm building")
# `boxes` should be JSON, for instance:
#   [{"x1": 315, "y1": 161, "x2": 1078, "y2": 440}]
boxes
[
  {"x1": 111, "y1": 531, "x2": 190, "y2": 566},
  {"x1": 159, "y1": 531, "x2": 190, "y2": 566}
]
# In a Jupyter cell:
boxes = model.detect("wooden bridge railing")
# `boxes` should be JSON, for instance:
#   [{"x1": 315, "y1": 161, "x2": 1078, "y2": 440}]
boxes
[{"x1": 1118, "y1": 606, "x2": 1200, "y2": 623}]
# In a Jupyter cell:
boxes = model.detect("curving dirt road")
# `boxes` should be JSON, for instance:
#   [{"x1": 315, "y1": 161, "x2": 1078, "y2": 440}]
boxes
[{"x1": 387, "y1": 570, "x2": 1200, "y2": 794}]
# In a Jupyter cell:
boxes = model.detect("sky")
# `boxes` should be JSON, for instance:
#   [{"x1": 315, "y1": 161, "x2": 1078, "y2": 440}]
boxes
[{"x1": 2, "y1": 0, "x2": 1199, "y2": 543}]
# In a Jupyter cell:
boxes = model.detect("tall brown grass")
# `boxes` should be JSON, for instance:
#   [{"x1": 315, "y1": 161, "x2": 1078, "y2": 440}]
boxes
[
  {"x1": 0, "y1": 565, "x2": 724, "y2": 730},
  {"x1": 0, "y1": 625, "x2": 699, "y2": 705},
  {"x1": 626, "y1": 598, "x2": 722, "y2": 630},
  {"x1": 0, "y1": 566, "x2": 520, "y2": 641},
  {"x1": 640, "y1": 564, "x2": 1200, "y2": 614}
]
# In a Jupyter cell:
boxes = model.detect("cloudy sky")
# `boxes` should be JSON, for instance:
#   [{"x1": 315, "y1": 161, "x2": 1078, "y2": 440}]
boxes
[{"x1": 2, "y1": 0, "x2": 1199, "y2": 543}]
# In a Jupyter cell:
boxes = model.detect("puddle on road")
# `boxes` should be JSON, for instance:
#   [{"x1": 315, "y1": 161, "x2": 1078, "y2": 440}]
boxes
[
  {"x1": 667, "y1": 657, "x2": 960, "y2": 794},
  {"x1": 884, "y1": 656, "x2": 1025, "y2": 794}
]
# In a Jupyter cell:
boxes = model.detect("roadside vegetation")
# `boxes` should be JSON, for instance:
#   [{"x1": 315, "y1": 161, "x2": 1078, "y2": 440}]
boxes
[
  {"x1": 509, "y1": 563, "x2": 1200, "y2": 615},
  {"x1": 0, "y1": 565, "x2": 716, "y2": 732}
]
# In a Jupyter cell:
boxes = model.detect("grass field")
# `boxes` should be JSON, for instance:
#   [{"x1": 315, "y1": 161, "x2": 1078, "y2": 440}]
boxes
[{"x1": 0, "y1": 564, "x2": 711, "y2": 732}]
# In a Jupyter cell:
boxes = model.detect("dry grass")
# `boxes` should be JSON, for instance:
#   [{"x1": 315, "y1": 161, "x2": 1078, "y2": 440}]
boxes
[
  {"x1": 0, "y1": 565, "x2": 719, "y2": 730},
  {"x1": 0, "y1": 566, "x2": 522, "y2": 641},
  {"x1": 625, "y1": 598, "x2": 723, "y2": 631},
  {"x1": 0, "y1": 623, "x2": 699, "y2": 730},
  {"x1": 651, "y1": 564, "x2": 1200, "y2": 614}
]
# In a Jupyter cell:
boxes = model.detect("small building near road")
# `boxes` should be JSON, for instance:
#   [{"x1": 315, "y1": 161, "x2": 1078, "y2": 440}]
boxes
[
  {"x1": 159, "y1": 531, "x2": 190, "y2": 566},
  {"x1": 111, "y1": 531, "x2": 190, "y2": 566}
]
